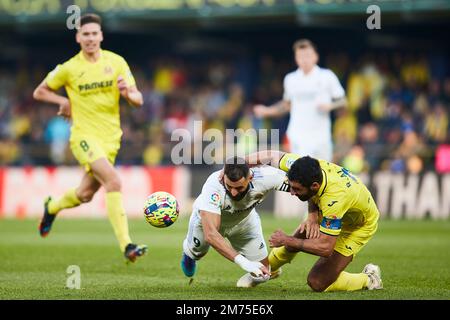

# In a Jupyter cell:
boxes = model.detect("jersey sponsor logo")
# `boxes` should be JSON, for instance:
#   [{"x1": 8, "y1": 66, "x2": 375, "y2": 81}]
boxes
[
  {"x1": 209, "y1": 192, "x2": 221, "y2": 207},
  {"x1": 78, "y1": 80, "x2": 113, "y2": 92},
  {"x1": 327, "y1": 200, "x2": 338, "y2": 207},
  {"x1": 231, "y1": 201, "x2": 260, "y2": 214},
  {"x1": 320, "y1": 216, "x2": 341, "y2": 230}
]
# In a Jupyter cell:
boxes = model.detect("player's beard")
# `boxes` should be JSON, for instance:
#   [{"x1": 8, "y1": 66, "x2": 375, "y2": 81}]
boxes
[
  {"x1": 297, "y1": 190, "x2": 314, "y2": 202},
  {"x1": 226, "y1": 185, "x2": 250, "y2": 201}
]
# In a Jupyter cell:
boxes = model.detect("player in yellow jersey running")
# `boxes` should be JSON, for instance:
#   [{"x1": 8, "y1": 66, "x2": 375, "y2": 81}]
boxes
[
  {"x1": 245, "y1": 150, "x2": 383, "y2": 291},
  {"x1": 33, "y1": 13, "x2": 147, "y2": 263}
]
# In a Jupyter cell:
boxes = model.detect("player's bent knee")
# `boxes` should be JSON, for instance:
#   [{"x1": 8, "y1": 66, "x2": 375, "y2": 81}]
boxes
[
  {"x1": 105, "y1": 177, "x2": 122, "y2": 192},
  {"x1": 77, "y1": 190, "x2": 95, "y2": 203},
  {"x1": 307, "y1": 274, "x2": 329, "y2": 292}
]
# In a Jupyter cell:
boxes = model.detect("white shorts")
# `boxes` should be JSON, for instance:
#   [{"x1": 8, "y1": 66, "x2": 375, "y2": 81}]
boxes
[
  {"x1": 183, "y1": 209, "x2": 268, "y2": 262},
  {"x1": 288, "y1": 136, "x2": 333, "y2": 162}
]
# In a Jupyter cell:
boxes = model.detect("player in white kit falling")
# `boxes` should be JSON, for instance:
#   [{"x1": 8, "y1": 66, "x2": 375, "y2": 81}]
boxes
[
  {"x1": 254, "y1": 39, "x2": 347, "y2": 217},
  {"x1": 181, "y1": 157, "x2": 290, "y2": 287}
]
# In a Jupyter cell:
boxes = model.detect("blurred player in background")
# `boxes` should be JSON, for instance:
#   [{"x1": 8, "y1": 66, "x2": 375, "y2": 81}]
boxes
[
  {"x1": 181, "y1": 157, "x2": 291, "y2": 287},
  {"x1": 33, "y1": 13, "x2": 147, "y2": 263},
  {"x1": 246, "y1": 151, "x2": 383, "y2": 292},
  {"x1": 254, "y1": 39, "x2": 347, "y2": 219}
]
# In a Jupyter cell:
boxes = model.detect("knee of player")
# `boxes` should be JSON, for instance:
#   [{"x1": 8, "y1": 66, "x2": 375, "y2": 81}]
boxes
[
  {"x1": 307, "y1": 274, "x2": 328, "y2": 292},
  {"x1": 105, "y1": 176, "x2": 122, "y2": 192},
  {"x1": 78, "y1": 190, "x2": 95, "y2": 203}
]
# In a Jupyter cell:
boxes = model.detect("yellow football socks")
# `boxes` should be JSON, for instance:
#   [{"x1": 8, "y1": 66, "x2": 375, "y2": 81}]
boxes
[
  {"x1": 269, "y1": 247, "x2": 298, "y2": 272},
  {"x1": 324, "y1": 271, "x2": 369, "y2": 292},
  {"x1": 106, "y1": 192, "x2": 132, "y2": 252},
  {"x1": 48, "y1": 188, "x2": 81, "y2": 215}
]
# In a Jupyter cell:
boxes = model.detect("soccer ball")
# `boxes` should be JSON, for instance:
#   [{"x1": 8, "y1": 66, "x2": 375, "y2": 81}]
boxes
[{"x1": 143, "y1": 191, "x2": 179, "y2": 228}]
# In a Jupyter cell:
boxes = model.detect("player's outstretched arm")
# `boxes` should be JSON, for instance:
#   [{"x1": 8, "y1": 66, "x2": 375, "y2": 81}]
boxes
[
  {"x1": 33, "y1": 80, "x2": 71, "y2": 120},
  {"x1": 253, "y1": 100, "x2": 291, "y2": 118},
  {"x1": 245, "y1": 150, "x2": 286, "y2": 168},
  {"x1": 200, "y1": 210, "x2": 269, "y2": 276},
  {"x1": 318, "y1": 96, "x2": 347, "y2": 113}
]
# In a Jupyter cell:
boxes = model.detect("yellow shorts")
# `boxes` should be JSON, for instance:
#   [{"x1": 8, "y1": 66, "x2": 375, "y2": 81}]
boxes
[
  {"x1": 70, "y1": 135, "x2": 120, "y2": 172},
  {"x1": 334, "y1": 221, "x2": 378, "y2": 257}
]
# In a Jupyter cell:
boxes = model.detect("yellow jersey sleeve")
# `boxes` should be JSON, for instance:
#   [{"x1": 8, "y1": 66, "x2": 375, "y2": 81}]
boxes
[
  {"x1": 45, "y1": 64, "x2": 68, "y2": 91},
  {"x1": 278, "y1": 153, "x2": 301, "y2": 172},
  {"x1": 319, "y1": 190, "x2": 351, "y2": 236},
  {"x1": 118, "y1": 58, "x2": 136, "y2": 88}
]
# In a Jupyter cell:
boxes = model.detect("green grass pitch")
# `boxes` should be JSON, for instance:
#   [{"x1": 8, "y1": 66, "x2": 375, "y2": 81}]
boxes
[{"x1": 0, "y1": 215, "x2": 449, "y2": 300}]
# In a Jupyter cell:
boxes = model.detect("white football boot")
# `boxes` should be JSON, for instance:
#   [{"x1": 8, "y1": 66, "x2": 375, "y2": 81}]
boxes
[
  {"x1": 236, "y1": 272, "x2": 271, "y2": 288},
  {"x1": 363, "y1": 263, "x2": 383, "y2": 290}
]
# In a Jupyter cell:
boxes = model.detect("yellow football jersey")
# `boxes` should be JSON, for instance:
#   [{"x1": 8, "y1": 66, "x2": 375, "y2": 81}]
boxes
[
  {"x1": 45, "y1": 50, "x2": 136, "y2": 143},
  {"x1": 279, "y1": 153, "x2": 379, "y2": 236}
]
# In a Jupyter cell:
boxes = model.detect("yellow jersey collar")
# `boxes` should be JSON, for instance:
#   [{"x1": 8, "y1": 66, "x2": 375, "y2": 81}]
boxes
[
  {"x1": 79, "y1": 49, "x2": 103, "y2": 63},
  {"x1": 317, "y1": 168, "x2": 328, "y2": 198}
]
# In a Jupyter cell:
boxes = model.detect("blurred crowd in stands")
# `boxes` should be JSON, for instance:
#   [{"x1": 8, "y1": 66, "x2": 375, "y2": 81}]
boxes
[{"x1": 0, "y1": 50, "x2": 449, "y2": 174}]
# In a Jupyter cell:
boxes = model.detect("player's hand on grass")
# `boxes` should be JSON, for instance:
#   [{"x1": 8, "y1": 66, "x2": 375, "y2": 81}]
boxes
[
  {"x1": 234, "y1": 254, "x2": 270, "y2": 277},
  {"x1": 253, "y1": 104, "x2": 269, "y2": 118},
  {"x1": 269, "y1": 229, "x2": 289, "y2": 248},
  {"x1": 57, "y1": 98, "x2": 71, "y2": 121}
]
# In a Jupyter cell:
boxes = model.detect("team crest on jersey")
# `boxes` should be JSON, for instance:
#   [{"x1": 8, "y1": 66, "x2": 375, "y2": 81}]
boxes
[
  {"x1": 104, "y1": 66, "x2": 113, "y2": 75},
  {"x1": 209, "y1": 192, "x2": 221, "y2": 207}
]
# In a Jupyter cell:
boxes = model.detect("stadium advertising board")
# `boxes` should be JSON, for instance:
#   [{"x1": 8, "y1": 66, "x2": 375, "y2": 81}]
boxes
[
  {"x1": 0, "y1": 166, "x2": 191, "y2": 218},
  {"x1": 0, "y1": 167, "x2": 448, "y2": 219}
]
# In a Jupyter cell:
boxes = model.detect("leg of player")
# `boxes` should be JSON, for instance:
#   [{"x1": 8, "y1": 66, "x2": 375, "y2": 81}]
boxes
[
  {"x1": 307, "y1": 251, "x2": 382, "y2": 292},
  {"x1": 90, "y1": 158, "x2": 147, "y2": 262},
  {"x1": 39, "y1": 173, "x2": 100, "y2": 237},
  {"x1": 232, "y1": 212, "x2": 270, "y2": 288},
  {"x1": 181, "y1": 215, "x2": 210, "y2": 278},
  {"x1": 268, "y1": 226, "x2": 306, "y2": 277}
]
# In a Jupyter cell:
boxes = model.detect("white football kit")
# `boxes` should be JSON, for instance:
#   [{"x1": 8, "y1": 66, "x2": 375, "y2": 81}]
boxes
[
  {"x1": 283, "y1": 65, "x2": 345, "y2": 161},
  {"x1": 183, "y1": 166, "x2": 290, "y2": 262},
  {"x1": 275, "y1": 66, "x2": 345, "y2": 219}
]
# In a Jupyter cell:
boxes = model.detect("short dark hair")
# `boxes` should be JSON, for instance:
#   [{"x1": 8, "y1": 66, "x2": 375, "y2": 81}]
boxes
[
  {"x1": 80, "y1": 13, "x2": 102, "y2": 27},
  {"x1": 292, "y1": 39, "x2": 318, "y2": 53},
  {"x1": 287, "y1": 156, "x2": 323, "y2": 187},
  {"x1": 224, "y1": 157, "x2": 249, "y2": 182}
]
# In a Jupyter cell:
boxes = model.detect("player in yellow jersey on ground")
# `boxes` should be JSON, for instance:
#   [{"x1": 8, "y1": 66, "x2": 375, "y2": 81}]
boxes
[
  {"x1": 245, "y1": 150, "x2": 383, "y2": 291},
  {"x1": 33, "y1": 13, "x2": 147, "y2": 263}
]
